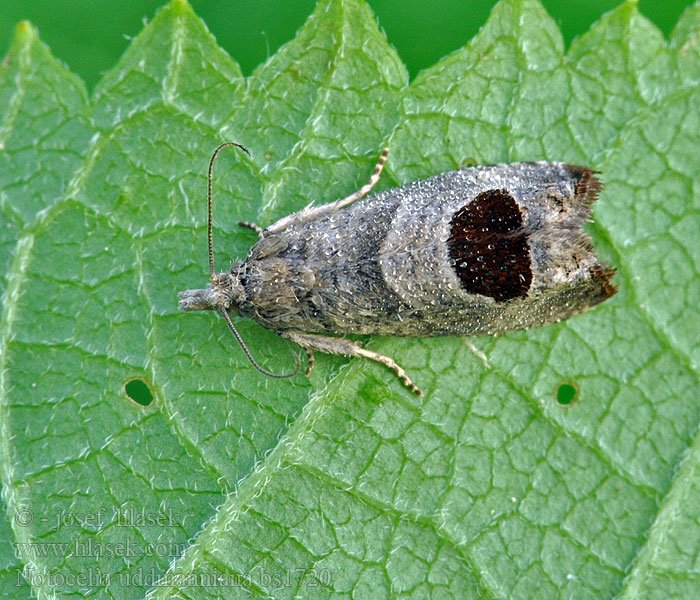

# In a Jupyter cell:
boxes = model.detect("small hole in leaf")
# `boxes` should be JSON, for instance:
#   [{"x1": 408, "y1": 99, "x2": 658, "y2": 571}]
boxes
[
  {"x1": 556, "y1": 382, "x2": 578, "y2": 407},
  {"x1": 124, "y1": 378, "x2": 154, "y2": 406}
]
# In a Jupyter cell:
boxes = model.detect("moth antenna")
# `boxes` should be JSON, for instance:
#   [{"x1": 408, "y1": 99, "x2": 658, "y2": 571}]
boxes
[
  {"x1": 207, "y1": 143, "x2": 297, "y2": 379},
  {"x1": 207, "y1": 142, "x2": 251, "y2": 281},
  {"x1": 219, "y1": 309, "x2": 300, "y2": 379}
]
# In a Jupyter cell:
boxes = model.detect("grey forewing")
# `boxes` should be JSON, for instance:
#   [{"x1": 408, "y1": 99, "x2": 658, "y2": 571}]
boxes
[{"x1": 238, "y1": 162, "x2": 614, "y2": 337}]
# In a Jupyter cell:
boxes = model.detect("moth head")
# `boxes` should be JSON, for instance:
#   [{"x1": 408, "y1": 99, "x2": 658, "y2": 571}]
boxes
[
  {"x1": 177, "y1": 269, "x2": 244, "y2": 313},
  {"x1": 177, "y1": 142, "x2": 299, "y2": 380}
]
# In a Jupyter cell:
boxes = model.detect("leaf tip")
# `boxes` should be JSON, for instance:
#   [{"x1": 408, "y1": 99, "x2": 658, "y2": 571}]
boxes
[
  {"x1": 13, "y1": 20, "x2": 38, "y2": 44},
  {"x1": 167, "y1": 0, "x2": 195, "y2": 17},
  {"x1": 3, "y1": 20, "x2": 39, "y2": 64},
  {"x1": 610, "y1": 0, "x2": 643, "y2": 24},
  {"x1": 620, "y1": 0, "x2": 642, "y2": 16}
]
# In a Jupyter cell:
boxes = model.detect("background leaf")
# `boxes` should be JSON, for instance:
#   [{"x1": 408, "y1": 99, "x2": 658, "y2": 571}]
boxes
[
  {"x1": 0, "y1": 0, "x2": 697, "y2": 86},
  {"x1": 1, "y1": 0, "x2": 699, "y2": 598}
]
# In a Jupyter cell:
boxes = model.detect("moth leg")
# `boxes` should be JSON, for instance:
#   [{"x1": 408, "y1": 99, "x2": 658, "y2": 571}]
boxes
[
  {"x1": 264, "y1": 148, "x2": 390, "y2": 235},
  {"x1": 281, "y1": 330, "x2": 423, "y2": 397},
  {"x1": 238, "y1": 220, "x2": 264, "y2": 240},
  {"x1": 459, "y1": 157, "x2": 479, "y2": 169},
  {"x1": 304, "y1": 347, "x2": 315, "y2": 376}
]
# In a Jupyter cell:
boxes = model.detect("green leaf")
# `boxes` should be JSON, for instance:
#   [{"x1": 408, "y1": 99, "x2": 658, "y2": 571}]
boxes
[{"x1": 1, "y1": 0, "x2": 699, "y2": 598}]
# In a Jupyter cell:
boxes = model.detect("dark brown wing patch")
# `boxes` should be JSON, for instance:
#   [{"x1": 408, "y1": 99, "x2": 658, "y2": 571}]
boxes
[{"x1": 448, "y1": 189, "x2": 532, "y2": 302}]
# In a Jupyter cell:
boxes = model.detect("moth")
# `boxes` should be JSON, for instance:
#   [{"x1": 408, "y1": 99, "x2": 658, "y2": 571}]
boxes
[{"x1": 179, "y1": 143, "x2": 616, "y2": 396}]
